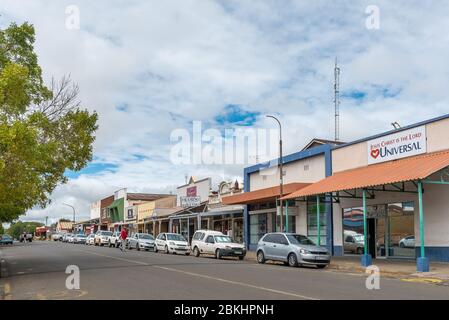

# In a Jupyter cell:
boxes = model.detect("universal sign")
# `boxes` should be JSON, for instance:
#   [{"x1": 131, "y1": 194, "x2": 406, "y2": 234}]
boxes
[{"x1": 367, "y1": 126, "x2": 426, "y2": 164}]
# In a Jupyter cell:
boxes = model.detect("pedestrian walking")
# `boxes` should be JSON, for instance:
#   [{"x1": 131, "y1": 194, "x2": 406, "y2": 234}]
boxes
[{"x1": 120, "y1": 227, "x2": 128, "y2": 252}]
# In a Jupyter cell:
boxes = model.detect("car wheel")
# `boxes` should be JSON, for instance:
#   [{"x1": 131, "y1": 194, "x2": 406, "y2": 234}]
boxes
[
  {"x1": 288, "y1": 253, "x2": 298, "y2": 267},
  {"x1": 257, "y1": 250, "x2": 265, "y2": 264},
  {"x1": 316, "y1": 264, "x2": 327, "y2": 269},
  {"x1": 185, "y1": 253, "x2": 190, "y2": 256},
  {"x1": 399, "y1": 242, "x2": 405, "y2": 248},
  {"x1": 164, "y1": 245, "x2": 169, "y2": 254},
  {"x1": 154, "y1": 245, "x2": 158, "y2": 253},
  {"x1": 193, "y1": 246, "x2": 200, "y2": 257},
  {"x1": 238, "y1": 256, "x2": 244, "y2": 261},
  {"x1": 215, "y1": 249, "x2": 222, "y2": 259},
  {"x1": 136, "y1": 243, "x2": 140, "y2": 251}
]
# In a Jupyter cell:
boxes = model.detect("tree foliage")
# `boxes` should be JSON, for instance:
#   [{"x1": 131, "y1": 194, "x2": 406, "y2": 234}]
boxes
[
  {"x1": 6, "y1": 220, "x2": 43, "y2": 239},
  {"x1": 0, "y1": 22, "x2": 98, "y2": 222}
]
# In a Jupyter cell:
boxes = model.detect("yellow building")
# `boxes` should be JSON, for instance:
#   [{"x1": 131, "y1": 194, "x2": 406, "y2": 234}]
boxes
[{"x1": 136, "y1": 196, "x2": 177, "y2": 236}]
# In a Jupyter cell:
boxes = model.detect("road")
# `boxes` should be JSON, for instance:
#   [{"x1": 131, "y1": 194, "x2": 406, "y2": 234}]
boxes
[{"x1": 0, "y1": 241, "x2": 448, "y2": 300}]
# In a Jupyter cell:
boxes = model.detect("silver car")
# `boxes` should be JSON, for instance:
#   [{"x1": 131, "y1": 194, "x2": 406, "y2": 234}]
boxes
[
  {"x1": 127, "y1": 233, "x2": 155, "y2": 251},
  {"x1": 256, "y1": 233, "x2": 331, "y2": 268}
]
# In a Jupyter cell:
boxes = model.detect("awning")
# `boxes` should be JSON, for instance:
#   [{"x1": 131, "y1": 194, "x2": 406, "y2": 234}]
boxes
[
  {"x1": 200, "y1": 209, "x2": 243, "y2": 217},
  {"x1": 282, "y1": 150, "x2": 449, "y2": 199},
  {"x1": 222, "y1": 182, "x2": 311, "y2": 205}
]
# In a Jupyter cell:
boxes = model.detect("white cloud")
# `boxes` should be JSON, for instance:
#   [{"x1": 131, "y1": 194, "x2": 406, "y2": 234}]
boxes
[{"x1": 1, "y1": 1, "x2": 449, "y2": 222}]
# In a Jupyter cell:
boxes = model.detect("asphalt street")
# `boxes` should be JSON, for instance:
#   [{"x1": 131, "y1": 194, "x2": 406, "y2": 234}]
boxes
[{"x1": 1, "y1": 241, "x2": 448, "y2": 300}]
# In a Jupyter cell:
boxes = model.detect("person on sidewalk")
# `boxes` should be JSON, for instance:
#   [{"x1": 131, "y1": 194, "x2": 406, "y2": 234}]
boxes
[{"x1": 119, "y1": 227, "x2": 128, "y2": 252}]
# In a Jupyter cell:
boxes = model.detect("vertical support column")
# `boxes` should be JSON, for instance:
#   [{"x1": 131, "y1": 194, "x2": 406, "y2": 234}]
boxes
[
  {"x1": 285, "y1": 200, "x2": 289, "y2": 233},
  {"x1": 361, "y1": 189, "x2": 372, "y2": 267},
  {"x1": 316, "y1": 196, "x2": 321, "y2": 246},
  {"x1": 417, "y1": 180, "x2": 429, "y2": 272}
]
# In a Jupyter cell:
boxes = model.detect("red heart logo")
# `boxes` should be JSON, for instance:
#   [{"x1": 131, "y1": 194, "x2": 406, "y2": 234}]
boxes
[{"x1": 371, "y1": 148, "x2": 380, "y2": 159}]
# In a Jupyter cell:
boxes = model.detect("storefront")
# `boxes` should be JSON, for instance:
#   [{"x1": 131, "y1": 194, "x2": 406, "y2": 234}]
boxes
[
  {"x1": 280, "y1": 113, "x2": 449, "y2": 271},
  {"x1": 200, "y1": 210, "x2": 244, "y2": 243}
]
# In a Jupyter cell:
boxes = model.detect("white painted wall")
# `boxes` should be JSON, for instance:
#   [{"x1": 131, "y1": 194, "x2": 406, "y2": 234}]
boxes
[
  {"x1": 90, "y1": 200, "x2": 101, "y2": 220},
  {"x1": 249, "y1": 154, "x2": 326, "y2": 191},
  {"x1": 176, "y1": 178, "x2": 211, "y2": 206}
]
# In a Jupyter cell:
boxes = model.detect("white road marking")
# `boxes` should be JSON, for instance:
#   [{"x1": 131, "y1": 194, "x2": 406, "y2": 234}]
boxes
[
  {"x1": 77, "y1": 248, "x2": 318, "y2": 300},
  {"x1": 4, "y1": 282, "x2": 12, "y2": 300},
  {"x1": 153, "y1": 265, "x2": 319, "y2": 300},
  {"x1": 76, "y1": 249, "x2": 149, "y2": 266}
]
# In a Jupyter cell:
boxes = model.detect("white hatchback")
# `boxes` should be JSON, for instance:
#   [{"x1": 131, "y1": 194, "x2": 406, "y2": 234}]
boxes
[
  {"x1": 191, "y1": 230, "x2": 246, "y2": 260},
  {"x1": 155, "y1": 233, "x2": 190, "y2": 255}
]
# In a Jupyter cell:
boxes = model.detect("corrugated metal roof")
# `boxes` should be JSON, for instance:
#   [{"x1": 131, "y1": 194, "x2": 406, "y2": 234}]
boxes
[
  {"x1": 282, "y1": 150, "x2": 449, "y2": 199},
  {"x1": 222, "y1": 182, "x2": 311, "y2": 205},
  {"x1": 127, "y1": 193, "x2": 172, "y2": 201}
]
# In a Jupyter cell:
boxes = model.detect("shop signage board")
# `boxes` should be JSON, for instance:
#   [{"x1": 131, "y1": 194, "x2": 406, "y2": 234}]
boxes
[
  {"x1": 367, "y1": 125, "x2": 426, "y2": 164},
  {"x1": 180, "y1": 196, "x2": 201, "y2": 207}
]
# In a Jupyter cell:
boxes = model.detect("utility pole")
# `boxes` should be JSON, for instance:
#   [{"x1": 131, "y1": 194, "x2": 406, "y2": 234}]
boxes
[
  {"x1": 334, "y1": 57, "x2": 341, "y2": 141},
  {"x1": 267, "y1": 115, "x2": 284, "y2": 232}
]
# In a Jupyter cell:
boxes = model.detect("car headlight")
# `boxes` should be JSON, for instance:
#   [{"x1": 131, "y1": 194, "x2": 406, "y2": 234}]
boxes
[
  {"x1": 169, "y1": 242, "x2": 175, "y2": 245},
  {"x1": 299, "y1": 248, "x2": 310, "y2": 254}
]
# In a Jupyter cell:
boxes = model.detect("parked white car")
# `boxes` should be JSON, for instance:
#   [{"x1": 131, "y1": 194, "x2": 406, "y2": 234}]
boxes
[
  {"x1": 51, "y1": 233, "x2": 63, "y2": 241},
  {"x1": 127, "y1": 233, "x2": 155, "y2": 251},
  {"x1": 154, "y1": 232, "x2": 190, "y2": 255},
  {"x1": 66, "y1": 234, "x2": 75, "y2": 243},
  {"x1": 74, "y1": 234, "x2": 87, "y2": 244},
  {"x1": 399, "y1": 235, "x2": 415, "y2": 248},
  {"x1": 86, "y1": 233, "x2": 95, "y2": 245},
  {"x1": 94, "y1": 230, "x2": 113, "y2": 246},
  {"x1": 108, "y1": 231, "x2": 122, "y2": 248},
  {"x1": 191, "y1": 230, "x2": 246, "y2": 260}
]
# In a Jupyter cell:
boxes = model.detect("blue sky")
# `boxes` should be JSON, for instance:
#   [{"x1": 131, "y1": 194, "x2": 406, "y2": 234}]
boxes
[{"x1": 2, "y1": 0, "x2": 449, "y2": 222}]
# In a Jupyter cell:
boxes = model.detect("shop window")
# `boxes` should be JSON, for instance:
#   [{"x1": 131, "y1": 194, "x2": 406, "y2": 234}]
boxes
[
  {"x1": 249, "y1": 214, "x2": 267, "y2": 245},
  {"x1": 307, "y1": 199, "x2": 327, "y2": 245}
]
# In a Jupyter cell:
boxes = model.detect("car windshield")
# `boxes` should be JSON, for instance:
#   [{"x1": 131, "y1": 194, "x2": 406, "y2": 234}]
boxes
[
  {"x1": 286, "y1": 234, "x2": 315, "y2": 245},
  {"x1": 101, "y1": 231, "x2": 113, "y2": 236},
  {"x1": 139, "y1": 234, "x2": 154, "y2": 240},
  {"x1": 167, "y1": 234, "x2": 186, "y2": 241},
  {"x1": 214, "y1": 235, "x2": 233, "y2": 243}
]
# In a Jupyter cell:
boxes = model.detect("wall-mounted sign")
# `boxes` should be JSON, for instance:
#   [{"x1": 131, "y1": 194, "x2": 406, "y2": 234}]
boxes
[
  {"x1": 180, "y1": 196, "x2": 201, "y2": 207},
  {"x1": 367, "y1": 126, "x2": 426, "y2": 165},
  {"x1": 187, "y1": 186, "x2": 197, "y2": 197}
]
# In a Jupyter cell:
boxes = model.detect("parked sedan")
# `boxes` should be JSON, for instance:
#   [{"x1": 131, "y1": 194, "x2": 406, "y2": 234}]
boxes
[
  {"x1": 0, "y1": 234, "x2": 13, "y2": 245},
  {"x1": 74, "y1": 234, "x2": 87, "y2": 244},
  {"x1": 66, "y1": 234, "x2": 75, "y2": 243},
  {"x1": 94, "y1": 230, "x2": 113, "y2": 246},
  {"x1": 256, "y1": 233, "x2": 331, "y2": 268},
  {"x1": 86, "y1": 234, "x2": 95, "y2": 245},
  {"x1": 127, "y1": 233, "x2": 155, "y2": 251},
  {"x1": 155, "y1": 232, "x2": 190, "y2": 255}
]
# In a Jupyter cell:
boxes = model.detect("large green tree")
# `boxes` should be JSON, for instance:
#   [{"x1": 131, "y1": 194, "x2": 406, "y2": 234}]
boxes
[
  {"x1": 0, "y1": 22, "x2": 98, "y2": 223},
  {"x1": 6, "y1": 220, "x2": 43, "y2": 239}
]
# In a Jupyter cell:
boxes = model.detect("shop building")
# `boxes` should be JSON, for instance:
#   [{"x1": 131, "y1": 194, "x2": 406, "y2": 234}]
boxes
[
  {"x1": 99, "y1": 195, "x2": 114, "y2": 230},
  {"x1": 203, "y1": 180, "x2": 245, "y2": 243},
  {"x1": 226, "y1": 113, "x2": 449, "y2": 271},
  {"x1": 106, "y1": 188, "x2": 173, "y2": 233},
  {"x1": 223, "y1": 140, "x2": 339, "y2": 251},
  {"x1": 282, "y1": 114, "x2": 449, "y2": 271},
  {"x1": 136, "y1": 195, "x2": 177, "y2": 236}
]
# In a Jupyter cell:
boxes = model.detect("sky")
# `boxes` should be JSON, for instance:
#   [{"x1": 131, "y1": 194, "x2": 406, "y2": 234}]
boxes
[{"x1": 2, "y1": 0, "x2": 449, "y2": 224}]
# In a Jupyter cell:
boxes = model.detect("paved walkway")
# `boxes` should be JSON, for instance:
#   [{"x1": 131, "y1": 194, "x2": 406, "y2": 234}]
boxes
[{"x1": 245, "y1": 251, "x2": 449, "y2": 283}]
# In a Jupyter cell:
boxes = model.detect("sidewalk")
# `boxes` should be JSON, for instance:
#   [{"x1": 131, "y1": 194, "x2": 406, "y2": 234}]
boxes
[{"x1": 245, "y1": 251, "x2": 449, "y2": 284}]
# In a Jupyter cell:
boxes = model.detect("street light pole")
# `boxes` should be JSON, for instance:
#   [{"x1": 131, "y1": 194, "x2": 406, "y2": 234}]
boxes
[
  {"x1": 267, "y1": 115, "x2": 284, "y2": 233},
  {"x1": 62, "y1": 203, "x2": 76, "y2": 224}
]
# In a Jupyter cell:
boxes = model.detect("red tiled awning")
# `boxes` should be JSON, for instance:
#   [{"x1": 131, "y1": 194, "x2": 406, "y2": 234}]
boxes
[
  {"x1": 222, "y1": 182, "x2": 311, "y2": 205},
  {"x1": 281, "y1": 150, "x2": 449, "y2": 200}
]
